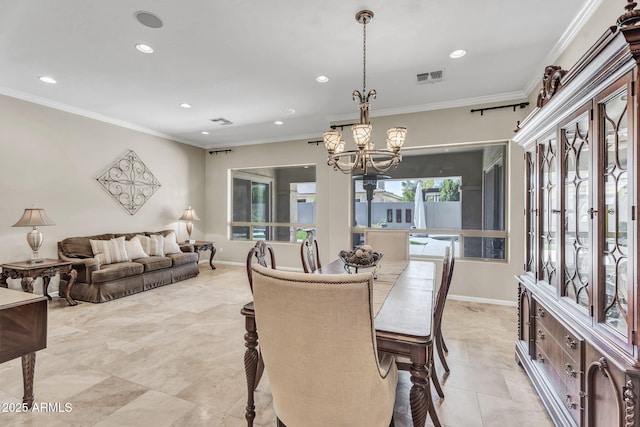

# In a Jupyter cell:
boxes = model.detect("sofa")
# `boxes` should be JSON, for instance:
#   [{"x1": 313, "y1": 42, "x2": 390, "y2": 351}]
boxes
[{"x1": 57, "y1": 230, "x2": 200, "y2": 303}]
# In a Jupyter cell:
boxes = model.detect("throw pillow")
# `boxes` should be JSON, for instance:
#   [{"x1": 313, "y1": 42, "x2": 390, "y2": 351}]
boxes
[
  {"x1": 163, "y1": 231, "x2": 183, "y2": 255},
  {"x1": 125, "y1": 236, "x2": 148, "y2": 259},
  {"x1": 90, "y1": 236, "x2": 130, "y2": 265},
  {"x1": 136, "y1": 234, "x2": 165, "y2": 257}
]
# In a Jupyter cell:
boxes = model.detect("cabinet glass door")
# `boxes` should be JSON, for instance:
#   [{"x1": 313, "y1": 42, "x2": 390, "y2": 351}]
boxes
[
  {"x1": 561, "y1": 113, "x2": 591, "y2": 308},
  {"x1": 600, "y1": 88, "x2": 629, "y2": 336},
  {"x1": 539, "y1": 135, "x2": 558, "y2": 288},
  {"x1": 525, "y1": 151, "x2": 537, "y2": 275}
]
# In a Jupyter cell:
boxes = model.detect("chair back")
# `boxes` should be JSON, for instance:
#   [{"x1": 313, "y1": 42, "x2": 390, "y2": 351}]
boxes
[
  {"x1": 246, "y1": 240, "x2": 276, "y2": 292},
  {"x1": 433, "y1": 246, "x2": 451, "y2": 342},
  {"x1": 364, "y1": 229, "x2": 409, "y2": 261},
  {"x1": 447, "y1": 237, "x2": 456, "y2": 290},
  {"x1": 300, "y1": 230, "x2": 321, "y2": 273},
  {"x1": 251, "y1": 264, "x2": 398, "y2": 427}
]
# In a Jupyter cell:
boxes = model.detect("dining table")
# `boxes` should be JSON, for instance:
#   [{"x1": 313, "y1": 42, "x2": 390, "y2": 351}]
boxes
[{"x1": 240, "y1": 258, "x2": 440, "y2": 427}]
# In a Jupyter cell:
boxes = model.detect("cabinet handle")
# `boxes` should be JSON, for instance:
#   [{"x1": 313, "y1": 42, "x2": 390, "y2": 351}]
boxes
[
  {"x1": 565, "y1": 335, "x2": 577, "y2": 349},
  {"x1": 565, "y1": 395, "x2": 578, "y2": 410},
  {"x1": 565, "y1": 363, "x2": 577, "y2": 378},
  {"x1": 552, "y1": 209, "x2": 562, "y2": 214},
  {"x1": 537, "y1": 353, "x2": 545, "y2": 363},
  {"x1": 537, "y1": 307, "x2": 545, "y2": 318},
  {"x1": 537, "y1": 329, "x2": 545, "y2": 340},
  {"x1": 588, "y1": 208, "x2": 598, "y2": 218}
]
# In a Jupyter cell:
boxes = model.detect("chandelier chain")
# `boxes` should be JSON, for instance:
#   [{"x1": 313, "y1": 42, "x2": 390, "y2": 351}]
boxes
[{"x1": 362, "y1": 17, "x2": 367, "y2": 95}]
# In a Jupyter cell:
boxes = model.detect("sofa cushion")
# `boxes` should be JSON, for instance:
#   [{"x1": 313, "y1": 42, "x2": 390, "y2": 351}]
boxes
[
  {"x1": 91, "y1": 262, "x2": 144, "y2": 284},
  {"x1": 60, "y1": 233, "x2": 115, "y2": 258},
  {"x1": 90, "y1": 236, "x2": 130, "y2": 265},
  {"x1": 136, "y1": 234, "x2": 164, "y2": 256},
  {"x1": 163, "y1": 231, "x2": 183, "y2": 255},
  {"x1": 166, "y1": 252, "x2": 199, "y2": 267},
  {"x1": 125, "y1": 236, "x2": 148, "y2": 259},
  {"x1": 134, "y1": 256, "x2": 172, "y2": 272}
]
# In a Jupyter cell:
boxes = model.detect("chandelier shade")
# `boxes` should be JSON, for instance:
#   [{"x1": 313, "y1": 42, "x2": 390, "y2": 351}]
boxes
[{"x1": 323, "y1": 10, "x2": 406, "y2": 176}]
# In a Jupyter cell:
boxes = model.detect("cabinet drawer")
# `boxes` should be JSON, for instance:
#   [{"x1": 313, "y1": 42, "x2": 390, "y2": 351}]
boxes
[
  {"x1": 535, "y1": 346, "x2": 568, "y2": 403},
  {"x1": 562, "y1": 350, "x2": 581, "y2": 397},
  {"x1": 564, "y1": 390, "x2": 582, "y2": 426},
  {"x1": 535, "y1": 304, "x2": 583, "y2": 364}
]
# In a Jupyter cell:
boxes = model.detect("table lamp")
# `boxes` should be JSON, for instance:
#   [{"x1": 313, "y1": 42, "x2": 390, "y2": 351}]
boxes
[
  {"x1": 12, "y1": 207, "x2": 55, "y2": 264},
  {"x1": 179, "y1": 206, "x2": 200, "y2": 243}
]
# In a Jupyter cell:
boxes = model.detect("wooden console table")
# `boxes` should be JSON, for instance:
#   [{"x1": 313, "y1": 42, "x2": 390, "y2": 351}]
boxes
[
  {"x1": 190, "y1": 241, "x2": 216, "y2": 269},
  {"x1": 0, "y1": 287, "x2": 47, "y2": 408},
  {"x1": 0, "y1": 259, "x2": 78, "y2": 306}
]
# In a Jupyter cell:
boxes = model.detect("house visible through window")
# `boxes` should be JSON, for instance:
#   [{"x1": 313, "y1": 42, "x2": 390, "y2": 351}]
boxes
[{"x1": 231, "y1": 165, "x2": 316, "y2": 242}]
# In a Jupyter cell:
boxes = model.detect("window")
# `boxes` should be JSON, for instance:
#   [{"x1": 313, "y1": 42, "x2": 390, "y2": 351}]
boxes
[
  {"x1": 351, "y1": 143, "x2": 507, "y2": 261},
  {"x1": 230, "y1": 165, "x2": 316, "y2": 242}
]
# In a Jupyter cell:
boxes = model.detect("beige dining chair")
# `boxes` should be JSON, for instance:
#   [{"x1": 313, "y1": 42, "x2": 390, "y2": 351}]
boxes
[
  {"x1": 251, "y1": 264, "x2": 398, "y2": 427},
  {"x1": 300, "y1": 230, "x2": 321, "y2": 273},
  {"x1": 364, "y1": 229, "x2": 410, "y2": 261}
]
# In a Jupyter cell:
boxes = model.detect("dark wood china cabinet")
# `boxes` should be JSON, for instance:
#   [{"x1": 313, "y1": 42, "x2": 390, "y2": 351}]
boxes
[{"x1": 514, "y1": 3, "x2": 640, "y2": 426}]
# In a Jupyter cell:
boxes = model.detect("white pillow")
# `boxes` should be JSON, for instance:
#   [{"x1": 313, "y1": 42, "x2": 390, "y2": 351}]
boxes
[
  {"x1": 163, "y1": 231, "x2": 183, "y2": 255},
  {"x1": 90, "y1": 236, "x2": 130, "y2": 265},
  {"x1": 125, "y1": 236, "x2": 148, "y2": 259},
  {"x1": 136, "y1": 234, "x2": 165, "y2": 256}
]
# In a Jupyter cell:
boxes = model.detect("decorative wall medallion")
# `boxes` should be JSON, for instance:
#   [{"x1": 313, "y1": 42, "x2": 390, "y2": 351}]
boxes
[{"x1": 96, "y1": 150, "x2": 161, "y2": 215}]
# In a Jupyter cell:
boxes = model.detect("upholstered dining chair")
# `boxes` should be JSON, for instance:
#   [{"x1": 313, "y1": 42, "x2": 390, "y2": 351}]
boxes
[
  {"x1": 251, "y1": 264, "x2": 398, "y2": 427},
  {"x1": 300, "y1": 230, "x2": 321, "y2": 273},
  {"x1": 435, "y1": 238, "x2": 456, "y2": 373},
  {"x1": 364, "y1": 229, "x2": 410, "y2": 261},
  {"x1": 246, "y1": 240, "x2": 276, "y2": 292},
  {"x1": 244, "y1": 240, "x2": 276, "y2": 391}
]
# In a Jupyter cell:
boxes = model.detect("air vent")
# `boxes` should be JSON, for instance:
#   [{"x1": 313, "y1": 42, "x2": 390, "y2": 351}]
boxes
[
  {"x1": 417, "y1": 70, "x2": 443, "y2": 84},
  {"x1": 210, "y1": 117, "x2": 233, "y2": 125}
]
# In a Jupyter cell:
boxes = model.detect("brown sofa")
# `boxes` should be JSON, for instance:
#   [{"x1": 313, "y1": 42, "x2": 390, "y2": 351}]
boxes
[{"x1": 57, "y1": 230, "x2": 199, "y2": 303}]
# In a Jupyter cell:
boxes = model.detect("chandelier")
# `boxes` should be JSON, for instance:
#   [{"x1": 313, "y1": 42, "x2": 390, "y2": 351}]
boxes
[{"x1": 323, "y1": 10, "x2": 406, "y2": 176}]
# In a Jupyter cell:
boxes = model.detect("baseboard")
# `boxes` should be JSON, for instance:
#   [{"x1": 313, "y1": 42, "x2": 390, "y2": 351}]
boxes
[{"x1": 448, "y1": 294, "x2": 517, "y2": 307}]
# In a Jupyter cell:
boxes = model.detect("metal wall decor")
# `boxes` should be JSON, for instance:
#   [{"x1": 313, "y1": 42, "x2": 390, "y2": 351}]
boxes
[{"x1": 96, "y1": 150, "x2": 161, "y2": 215}]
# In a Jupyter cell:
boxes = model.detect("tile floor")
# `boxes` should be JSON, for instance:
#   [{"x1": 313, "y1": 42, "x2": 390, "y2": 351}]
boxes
[{"x1": 0, "y1": 264, "x2": 553, "y2": 427}]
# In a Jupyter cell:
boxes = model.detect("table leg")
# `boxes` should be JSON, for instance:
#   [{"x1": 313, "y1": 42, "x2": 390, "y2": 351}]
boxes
[
  {"x1": 209, "y1": 246, "x2": 217, "y2": 269},
  {"x1": 244, "y1": 315, "x2": 259, "y2": 426},
  {"x1": 409, "y1": 347, "x2": 441, "y2": 427},
  {"x1": 64, "y1": 269, "x2": 78, "y2": 306},
  {"x1": 21, "y1": 352, "x2": 36, "y2": 409},
  {"x1": 42, "y1": 276, "x2": 52, "y2": 300},
  {"x1": 21, "y1": 277, "x2": 34, "y2": 293}
]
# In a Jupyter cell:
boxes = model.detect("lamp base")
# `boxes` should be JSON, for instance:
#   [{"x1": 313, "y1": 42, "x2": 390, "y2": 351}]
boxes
[
  {"x1": 186, "y1": 239, "x2": 196, "y2": 244},
  {"x1": 30, "y1": 258, "x2": 45, "y2": 264}
]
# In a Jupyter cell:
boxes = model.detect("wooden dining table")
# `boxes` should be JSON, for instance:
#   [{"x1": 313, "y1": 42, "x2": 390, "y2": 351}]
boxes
[{"x1": 240, "y1": 259, "x2": 440, "y2": 427}]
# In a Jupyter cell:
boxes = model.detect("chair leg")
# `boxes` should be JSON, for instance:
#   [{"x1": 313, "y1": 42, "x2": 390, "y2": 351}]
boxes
[
  {"x1": 254, "y1": 351, "x2": 265, "y2": 390},
  {"x1": 431, "y1": 361, "x2": 445, "y2": 398},
  {"x1": 389, "y1": 413, "x2": 395, "y2": 427},
  {"x1": 441, "y1": 333, "x2": 449, "y2": 353},
  {"x1": 276, "y1": 418, "x2": 286, "y2": 427},
  {"x1": 436, "y1": 331, "x2": 450, "y2": 373}
]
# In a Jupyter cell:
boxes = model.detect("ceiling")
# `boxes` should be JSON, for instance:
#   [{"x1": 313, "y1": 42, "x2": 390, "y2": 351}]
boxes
[{"x1": 0, "y1": 0, "x2": 599, "y2": 149}]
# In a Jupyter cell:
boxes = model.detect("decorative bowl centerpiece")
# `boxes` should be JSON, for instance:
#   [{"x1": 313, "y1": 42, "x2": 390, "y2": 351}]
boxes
[{"x1": 339, "y1": 245, "x2": 383, "y2": 277}]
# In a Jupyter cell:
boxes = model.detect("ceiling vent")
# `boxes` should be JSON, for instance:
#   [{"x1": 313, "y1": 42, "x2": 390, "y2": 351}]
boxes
[
  {"x1": 210, "y1": 117, "x2": 233, "y2": 125},
  {"x1": 417, "y1": 70, "x2": 443, "y2": 84}
]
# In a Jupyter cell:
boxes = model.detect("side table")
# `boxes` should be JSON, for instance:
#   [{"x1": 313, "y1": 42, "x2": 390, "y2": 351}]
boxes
[
  {"x1": 0, "y1": 259, "x2": 78, "y2": 306},
  {"x1": 190, "y1": 241, "x2": 217, "y2": 269}
]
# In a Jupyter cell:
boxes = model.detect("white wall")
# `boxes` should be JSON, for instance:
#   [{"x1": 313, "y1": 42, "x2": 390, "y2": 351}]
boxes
[{"x1": 0, "y1": 94, "x2": 206, "y2": 292}]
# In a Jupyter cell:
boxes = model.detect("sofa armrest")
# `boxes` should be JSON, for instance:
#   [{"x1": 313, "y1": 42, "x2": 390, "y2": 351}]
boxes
[
  {"x1": 58, "y1": 252, "x2": 100, "y2": 284},
  {"x1": 180, "y1": 244, "x2": 195, "y2": 253}
]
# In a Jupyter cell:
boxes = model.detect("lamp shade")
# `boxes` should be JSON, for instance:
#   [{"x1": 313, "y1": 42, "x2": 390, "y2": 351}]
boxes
[
  {"x1": 352, "y1": 124, "x2": 372, "y2": 149},
  {"x1": 323, "y1": 131, "x2": 342, "y2": 154},
  {"x1": 386, "y1": 127, "x2": 407, "y2": 152},
  {"x1": 179, "y1": 206, "x2": 200, "y2": 221},
  {"x1": 12, "y1": 208, "x2": 55, "y2": 227}
]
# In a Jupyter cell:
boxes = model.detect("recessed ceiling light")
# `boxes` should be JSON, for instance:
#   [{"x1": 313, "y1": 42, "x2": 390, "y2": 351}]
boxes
[
  {"x1": 274, "y1": 121, "x2": 284, "y2": 125},
  {"x1": 179, "y1": 103, "x2": 192, "y2": 109},
  {"x1": 135, "y1": 43, "x2": 154, "y2": 54},
  {"x1": 449, "y1": 49, "x2": 467, "y2": 59},
  {"x1": 281, "y1": 108, "x2": 296, "y2": 115},
  {"x1": 316, "y1": 75, "x2": 329, "y2": 83},
  {"x1": 201, "y1": 131, "x2": 210, "y2": 135},
  {"x1": 38, "y1": 76, "x2": 56, "y2": 84}
]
